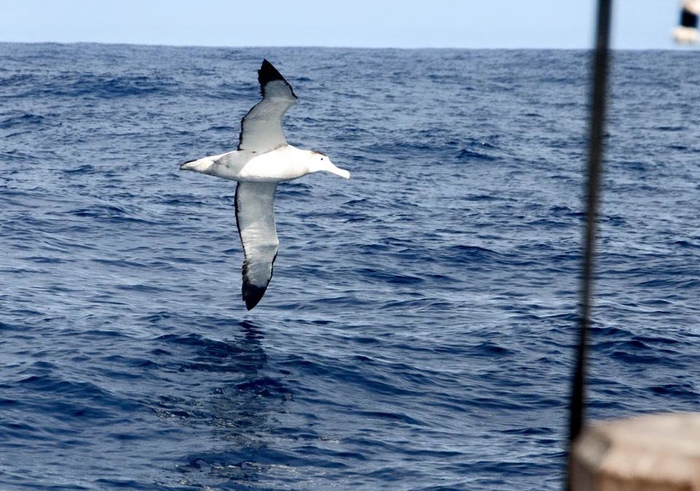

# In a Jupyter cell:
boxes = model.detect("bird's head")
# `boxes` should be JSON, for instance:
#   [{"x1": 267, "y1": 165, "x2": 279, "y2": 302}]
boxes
[{"x1": 307, "y1": 151, "x2": 350, "y2": 179}]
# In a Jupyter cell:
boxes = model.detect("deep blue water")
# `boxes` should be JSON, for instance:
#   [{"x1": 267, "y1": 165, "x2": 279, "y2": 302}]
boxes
[{"x1": 0, "y1": 43, "x2": 698, "y2": 490}]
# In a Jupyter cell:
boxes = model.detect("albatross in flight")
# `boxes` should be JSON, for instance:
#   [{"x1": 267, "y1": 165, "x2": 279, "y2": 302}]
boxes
[{"x1": 180, "y1": 59, "x2": 350, "y2": 310}]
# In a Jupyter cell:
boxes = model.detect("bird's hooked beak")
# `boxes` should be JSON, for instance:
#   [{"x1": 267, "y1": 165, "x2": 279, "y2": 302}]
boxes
[
  {"x1": 331, "y1": 167, "x2": 351, "y2": 179},
  {"x1": 325, "y1": 159, "x2": 350, "y2": 179}
]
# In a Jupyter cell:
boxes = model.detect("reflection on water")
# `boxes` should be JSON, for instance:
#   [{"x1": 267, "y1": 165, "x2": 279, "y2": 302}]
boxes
[{"x1": 151, "y1": 320, "x2": 296, "y2": 487}]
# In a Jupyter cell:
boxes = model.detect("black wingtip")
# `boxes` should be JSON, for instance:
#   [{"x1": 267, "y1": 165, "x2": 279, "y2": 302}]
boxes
[
  {"x1": 242, "y1": 282, "x2": 267, "y2": 310},
  {"x1": 257, "y1": 59, "x2": 297, "y2": 98},
  {"x1": 259, "y1": 59, "x2": 284, "y2": 85}
]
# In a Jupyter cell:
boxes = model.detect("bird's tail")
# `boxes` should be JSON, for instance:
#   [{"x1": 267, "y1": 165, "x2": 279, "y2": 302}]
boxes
[
  {"x1": 179, "y1": 152, "x2": 229, "y2": 174},
  {"x1": 180, "y1": 156, "x2": 214, "y2": 173}
]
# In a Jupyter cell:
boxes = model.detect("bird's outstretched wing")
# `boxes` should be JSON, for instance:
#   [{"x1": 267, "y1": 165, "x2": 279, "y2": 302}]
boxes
[
  {"x1": 235, "y1": 181, "x2": 279, "y2": 310},
  {"x1": 237, "y1": 59, "x2": 298, "y2": 153}
]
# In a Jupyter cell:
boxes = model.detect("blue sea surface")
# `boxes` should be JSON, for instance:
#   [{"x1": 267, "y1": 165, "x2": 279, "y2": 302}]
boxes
[{"x1": 0, "y1": 43, "x2": 698, "y2": 490}]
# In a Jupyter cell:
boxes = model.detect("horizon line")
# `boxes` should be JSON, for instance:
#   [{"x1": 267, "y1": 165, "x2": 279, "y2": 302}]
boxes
[{"x1": 0, "y1": 40, "x2": 692, "y2": 51}]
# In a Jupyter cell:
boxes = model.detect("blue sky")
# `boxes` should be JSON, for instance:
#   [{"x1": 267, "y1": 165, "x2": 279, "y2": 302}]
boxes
[{"x1": 0, "y1": 0, "x2": 692, "y2": 49}]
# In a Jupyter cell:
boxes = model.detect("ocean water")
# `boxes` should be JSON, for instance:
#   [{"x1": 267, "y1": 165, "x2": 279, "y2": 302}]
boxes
[{"x1": 0, "y1": 43, "x2": 698, "y2": 490}]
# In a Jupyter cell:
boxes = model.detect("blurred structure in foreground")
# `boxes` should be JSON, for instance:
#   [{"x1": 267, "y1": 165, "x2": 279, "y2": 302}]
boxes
[
  {"x1": 674, "y1": 0, "x2": 700, "y2": 44},
  {"x1": 570, "y1": 413, "x2": 700, "y2": 490}
]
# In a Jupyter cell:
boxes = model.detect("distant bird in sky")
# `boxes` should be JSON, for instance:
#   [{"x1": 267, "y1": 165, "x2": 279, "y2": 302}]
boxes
[{"x1": 181, "y1": 60, "x2": 350, "y2": 310}]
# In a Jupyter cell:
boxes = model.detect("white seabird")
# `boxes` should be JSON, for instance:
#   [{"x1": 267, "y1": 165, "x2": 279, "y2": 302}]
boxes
[{"x1": 180, "y1": 60, "x2": 350, "y2": 310}]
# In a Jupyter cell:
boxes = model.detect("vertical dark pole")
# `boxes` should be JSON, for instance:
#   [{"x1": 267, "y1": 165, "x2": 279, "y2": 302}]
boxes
[{"x1": 567, "y1": 0, "x2": 612, "y2": 489}]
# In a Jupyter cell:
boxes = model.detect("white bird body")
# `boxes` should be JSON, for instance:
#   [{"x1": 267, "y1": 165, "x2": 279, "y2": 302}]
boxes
[
  {"x1": 181, "y1": 145, "x2": 350, "y2": 182},
  {"x1": 180, "y1": 59, "x2": 350, "y2": 310}
]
